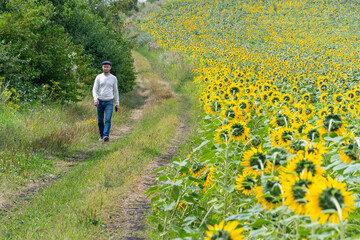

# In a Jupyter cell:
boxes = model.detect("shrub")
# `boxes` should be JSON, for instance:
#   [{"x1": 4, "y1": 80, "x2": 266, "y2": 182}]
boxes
[
  {"x1": 0, "y1": 0, "x2": 94, "y2": 103},
  {"x1": 53, "y1": 0, "x2": 136, "y2": 94}
]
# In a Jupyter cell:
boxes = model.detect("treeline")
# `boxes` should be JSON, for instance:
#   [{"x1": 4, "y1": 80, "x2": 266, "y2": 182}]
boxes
[{"x1": 0, "y1": 0, "x2": 138, "y2": 103}]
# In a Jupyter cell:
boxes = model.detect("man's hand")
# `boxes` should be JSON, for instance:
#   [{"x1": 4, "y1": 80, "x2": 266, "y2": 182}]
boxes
[
  {"x1": 94, "y1": 99, "x2": 99, "y2": 107},
  {"x1": 115, "y1": 105, "x2": 119, "y2": 112}
]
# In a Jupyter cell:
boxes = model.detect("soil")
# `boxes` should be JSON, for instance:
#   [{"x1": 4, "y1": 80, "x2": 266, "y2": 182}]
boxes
[
  {"x1": 105, "y1": 113, "x2": 190, "y2": 239},
  {"x1": 103, "y1": 51, "x2": 192, "y2": 239}
]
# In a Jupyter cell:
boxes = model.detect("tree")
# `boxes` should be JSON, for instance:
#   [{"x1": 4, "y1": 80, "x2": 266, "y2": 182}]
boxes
[{"x1": 0, "y1": 0, "x2": 94, "y2": 102}]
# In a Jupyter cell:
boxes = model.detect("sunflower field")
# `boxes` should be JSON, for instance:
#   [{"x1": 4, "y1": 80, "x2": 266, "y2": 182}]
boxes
[{"x1": 141, "y1": 0, "x2": 360, "y2": 239}]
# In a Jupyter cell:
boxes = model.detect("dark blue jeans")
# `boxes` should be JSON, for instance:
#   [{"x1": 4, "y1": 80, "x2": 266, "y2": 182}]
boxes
[{"x1": 97, "y1": 99, "x2": 113, "y2": 138}]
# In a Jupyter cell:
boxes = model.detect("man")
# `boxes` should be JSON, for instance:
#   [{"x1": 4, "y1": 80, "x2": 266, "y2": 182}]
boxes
[{"x1": 92, "y1": 61, "x2": 120, "y2": 142}]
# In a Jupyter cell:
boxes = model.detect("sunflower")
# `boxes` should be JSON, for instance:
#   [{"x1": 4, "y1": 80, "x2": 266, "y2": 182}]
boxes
[
  {"x1": 229, "y1": 122, "x2": 250, "y2": 142},
  {"x1": 340, "y1": 150, "x2": 358, "y2": 164},
  {"x1": 339, "y1": 104, "x2": 349, "y2": 115},
  {"x1": 215, "y1": 125, "x2": 231, "y2": 144},
  {"x1": 282, "y1": 170, "x2": 324, "y2": 215},
  {"x1": 302, "y1": 125, "x2": 327, "y2": 141},
  {"x1": 319, "y1": 83, "x2": 328, "y2": 92},
  {"x1": 261, "y1": 93, "x2": 268, "y2": 102},
  {"x1": 190, "y1": 162, "x2": 208, "y2": 178},
  {"x1": 204, "y1": 97, "x2": 223, "y2": 115},
  {"x1": 281, "y1": 151, "x2": 326, "y2": 178},
  {"x1": 287, "y1": 138, "x2": 306, "y2": 154},
  {"x1": 255, "y1": 177, "x2": 283, "y2": 210},
  {"x1": 305, "y1": 175, "x2": 355, "y2": 225},
  {"x1": 333, "y1": 93, "x2": 344, "y2": 104},
  {"x1": 205, "y1": 220, "x2": 245, "y2": 240},
  {"x1": 291, "y1": 86, "x2": 299, "y2": 94},
  {"x1": 302, "y1": 93, "x2": 311, "y2": 103},
  {"x1": 238, "y1": 99, "x2": 249, "y2": 111},
  {"x1": 221, "y1": 107, "x2": 237, "y2": 120},
  {"x1": 347, "y1": 103, "x2": 356, "y2": 117},
  {"x1": 270, "y1": 113, "x2": 292, "y2": 128},
  {"x1": 320, "y1": 93, "x2": 328, "y2": 102},
  {"x1": 340, "y1": 140, "x2": 359, "y2": 164},
  {"x1": 228, "y1": 83, "x2": 240, "y2": 96},
  {"x1": 256, "y1": 106, "x2": 264, "y2": 116},
  {"x1": 269, "y1": 95, "x2": 281, "y2": 106},
  {"x1": 317, "y1": 113, "x2": 346, "y2": 136},
  {"x1": 177, "y1": 202, "x2": 188, "y2": 210},
  {"x1": 202, "y1": 165, "x2": 216, "y2": 192},
  {"x1": 304, "y1": 141, "x2": 328, "y2": 156},
  {"x1": 346, "y1": 90, "x2": 356, "y2": 99},
  {"x1": 282, "y1": 94, "x2": 292, "y2": 103},
  {"x1": 302, "y1": 104, "x2": 315, "y2": 118},
  {"x1": 270, "y1": 127, "x2": 294, "y2": 147},
  {"x1": 318, "y1": 108, "x2": 329, "y2": 118},
  {"x1": 235, "y1": 174, "x2": 258, "y2": 196},
  {"x1": 327, "y1": 104, "x2": 338, "y2": 114},
  {"x1": 241, "y1": 147, "x2": 272, "y2": 177}
]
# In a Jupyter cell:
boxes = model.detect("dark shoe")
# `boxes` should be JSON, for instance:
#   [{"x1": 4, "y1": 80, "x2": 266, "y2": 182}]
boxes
[{"x1": 103, "y1": 136, "x2": 109, "y2": 142}]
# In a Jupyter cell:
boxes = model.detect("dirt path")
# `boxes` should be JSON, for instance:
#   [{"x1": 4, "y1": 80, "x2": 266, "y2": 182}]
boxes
[
  {"x1": 0, "y1": 50, "x2": 192, "y2": 239},
  {"x1": 0, "y1": 52, "x2": 155, "y2": 213},
  {"x1": 102, "y1": 51, "x2": 192, "y2": 239},
  {"x1": 105, "y1": 112, "x2": 190, "y2": 239}
]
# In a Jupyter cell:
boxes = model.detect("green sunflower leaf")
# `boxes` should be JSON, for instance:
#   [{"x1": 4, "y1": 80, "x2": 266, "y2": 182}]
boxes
[
  {"x1": 343, "y1": 163, "x2": 360, "y2": 174},
  {"x1": 163, "y1": 201, "x2": 176, "y2": 211},
  {"x1": 183, "y1": 215, "x2": 197, "y2": 226}
]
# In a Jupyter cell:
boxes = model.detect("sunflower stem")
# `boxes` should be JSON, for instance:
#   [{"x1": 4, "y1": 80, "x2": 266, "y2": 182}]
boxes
[
  {"x1": 284, "y1": 116, "x2": 288, "y2": 128},
  {"x1": 295, "y1": 218, "x2": 300, "y2": 240},
  {"x1": 224, "y1": 138, "x2": 231, "y2": 217},
  {"x1": 328, "y1": 119, "x2": 334, "y2": 137},
  {"x1": 257, "y1": 159, "x2": 264, "y2": 178},
  {"x1": 330, "y1": 196, "x2": 345, "y2": 240},
  {"x1": 271, "y1": 152, "x2": 279, "y2": 176},
  {"x1": 199, "y1": 205, "x2": 214, "y2": 227}
]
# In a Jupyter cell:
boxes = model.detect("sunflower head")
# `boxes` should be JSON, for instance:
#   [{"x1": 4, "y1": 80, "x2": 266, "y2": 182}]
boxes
[
  {"x1": 289, "y1": 139, "x2": 305, "y2": 153},
  {"x1": 230, "y1": 122, "x2": 250, "y2": 141},
  {"x1": 205, "y1": 220, "x2": 245, "y2": 240},
  {"x1": 333, "y1": 93, "x2": 344, "y2": 104},
  {"x1": 302, "y1": 93, "x2": 311, "y2": 102},
  {"x1": 236, "y1": 174, "x2": 258, "y2": 195},
  {"x1": 323, "y1": 113, "x2": 342, "y2": 132},
  {"x1": 250, "y1": 152, "x2": 267, "y2": 170},
  {"x1": 190, "y1": 162, "x2": 207, "y2": 177},
  {"x1": 306, "y1": 128, "x2": 320, "y2": 141},
  {"x1": 305, "y1": 175, "x2": 355, "y2": 225},
  {"x1": 292, "y1": 179, "x2": 312, "y2": 204},
  {"x1": 275, "y1": 113, "x2": 289, "y2": 127},
  {"x1": 267, "y1": 147, "x2": 287, "y2": 166},
  {"x1": 256, "y1": 177, "x2": 283, "y2": 209}
]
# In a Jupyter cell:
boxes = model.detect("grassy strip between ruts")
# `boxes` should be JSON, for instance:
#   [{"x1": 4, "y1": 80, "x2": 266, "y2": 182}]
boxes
[{"x1": 0, "y1": 49, "x2": 199, "y2": 239}]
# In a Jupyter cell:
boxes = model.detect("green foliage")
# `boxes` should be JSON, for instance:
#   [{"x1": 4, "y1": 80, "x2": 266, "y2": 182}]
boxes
[
  {"x1": 0, "y1": 0, "x2": 94, "y2": 102},
  {"x1": 111, "y1": 0, "x2": 139, "y2": 14},
  {"x1": 0, "y1": 0, "x2": 136, "y2": 103},
  {"x1": 52, "y1": 0, "x2": 136, "y2": 94}
]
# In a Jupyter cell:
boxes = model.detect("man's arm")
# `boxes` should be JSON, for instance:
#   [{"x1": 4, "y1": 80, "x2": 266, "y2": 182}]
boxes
[
  {"x1": 93, "y1": 76, "x2": 100, "y2": 106},
  {"x1": 113, "y1": 76, "x2": 120, "y2": 110}
]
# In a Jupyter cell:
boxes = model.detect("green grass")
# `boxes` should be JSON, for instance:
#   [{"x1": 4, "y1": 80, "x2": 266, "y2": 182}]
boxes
[
  {"x1": 0, "y1": 99, "x2": 180, "y2": 239},
  {"x1": 0, "y1": 49, "x2": 202, "y2": 239}
]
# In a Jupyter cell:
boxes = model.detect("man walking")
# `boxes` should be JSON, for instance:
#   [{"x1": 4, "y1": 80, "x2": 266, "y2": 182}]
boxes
[{"x1": 92, "y1": 61, "x2": 120, "y2": 142}]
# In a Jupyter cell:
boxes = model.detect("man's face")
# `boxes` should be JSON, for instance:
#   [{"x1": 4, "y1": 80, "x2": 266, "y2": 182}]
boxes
[{"x1": 102, "y1": 64, "x2": 111, "y2": 73}]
